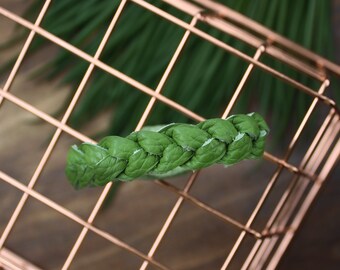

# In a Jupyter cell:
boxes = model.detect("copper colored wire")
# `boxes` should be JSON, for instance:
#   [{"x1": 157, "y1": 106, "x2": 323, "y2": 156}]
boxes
[
  {"x1": 220, "y1": 79, "x2": 330, "y2": 269},
  {"x1": 0, "y1": 0, "x2": 339, "y2": 269},
  {"x1": 0, "y1": 0, "x2": 52, "y2": 106},
  {"x1": 130, "y1": 0, "x2": 338, "y2": 112},
  {"x1": 0, "y1": 171, "x2": 169, "y2": 270},
  {"x1": 140, "y1": 31, "x2": 265, "y2": 270}
]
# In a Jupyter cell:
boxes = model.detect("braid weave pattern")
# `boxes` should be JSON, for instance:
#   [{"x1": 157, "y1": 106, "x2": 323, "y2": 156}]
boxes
[{"x1": 66, "y1": 113, "x2": 269, "y2": 188}]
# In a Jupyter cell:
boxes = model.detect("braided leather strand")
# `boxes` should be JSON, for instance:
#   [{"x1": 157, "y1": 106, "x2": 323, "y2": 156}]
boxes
[{"x1": 66, "y1": 113, "x2": 269, "y2": 188}]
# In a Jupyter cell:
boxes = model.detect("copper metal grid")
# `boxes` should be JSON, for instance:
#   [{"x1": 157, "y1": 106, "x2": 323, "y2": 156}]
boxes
[{"x1": 0, "y1": 0, "x2": 339, "y2": 269}]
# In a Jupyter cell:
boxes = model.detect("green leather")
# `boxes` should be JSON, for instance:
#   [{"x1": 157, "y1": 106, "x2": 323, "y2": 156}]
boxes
[{"x1": 66, "y1": 113, "x2": 269, "y2": 188}]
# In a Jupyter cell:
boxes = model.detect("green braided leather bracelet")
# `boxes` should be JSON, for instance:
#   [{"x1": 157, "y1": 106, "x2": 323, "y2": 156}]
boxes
[{"x1": 66, "y1": 113, "x2": 269, "y2": 188}]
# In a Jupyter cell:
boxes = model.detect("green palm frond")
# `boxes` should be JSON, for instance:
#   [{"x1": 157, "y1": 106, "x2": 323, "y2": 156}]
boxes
[{"x1": 1, "y1": 0, "x2": 337, "y2": 140}]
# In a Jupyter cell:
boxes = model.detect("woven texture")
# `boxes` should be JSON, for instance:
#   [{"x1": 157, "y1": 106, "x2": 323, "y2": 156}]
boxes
[{"x1": 66, "y1": 113, "x2": 269, "y2": 188}]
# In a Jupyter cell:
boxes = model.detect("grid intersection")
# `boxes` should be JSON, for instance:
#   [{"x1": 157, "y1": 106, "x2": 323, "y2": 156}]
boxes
[{"x1": 0, "y1": 0, "x2": 339, "y2": 269}]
